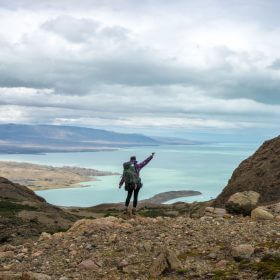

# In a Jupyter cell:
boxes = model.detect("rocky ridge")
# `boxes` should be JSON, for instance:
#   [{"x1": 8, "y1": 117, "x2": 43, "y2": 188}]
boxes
[
  {"x1": 0, "y1": 177, "x2": 78, "y2": 244},
  {"x1": 215, "y1": 135, "x2": 280, "y2": 207}
]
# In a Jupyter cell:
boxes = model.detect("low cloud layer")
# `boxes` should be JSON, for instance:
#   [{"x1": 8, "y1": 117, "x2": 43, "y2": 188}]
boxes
[{"x1": 0, "y1": 0, "x2": 280, "y2": 138}]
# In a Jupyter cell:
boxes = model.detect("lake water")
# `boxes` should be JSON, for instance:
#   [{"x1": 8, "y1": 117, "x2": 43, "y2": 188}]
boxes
[{"x1": 0, "y1": 143, "x2": 259, "y2": 207}]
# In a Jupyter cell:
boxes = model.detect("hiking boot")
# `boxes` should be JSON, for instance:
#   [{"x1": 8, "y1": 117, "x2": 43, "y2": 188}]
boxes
[
  {"x1": 132, "y1": 208, "x2": 137, "y2": 215},
  {"x1": 123, "y1": 207, "x2": 128, "y2": 214}
]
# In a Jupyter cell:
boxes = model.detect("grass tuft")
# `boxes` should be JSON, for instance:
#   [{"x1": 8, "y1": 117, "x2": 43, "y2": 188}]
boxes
[
  {"x1": 246, "y1": 256, "x2": 280, "y2": 279},
  {"x1": 0, "y1": 200, "x2": 37, "y2": 217}
]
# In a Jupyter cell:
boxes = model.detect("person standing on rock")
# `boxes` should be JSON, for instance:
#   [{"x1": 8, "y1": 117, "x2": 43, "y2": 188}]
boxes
[{"x1": 119, "y1": 153, "x2": 155, "y2": 214}]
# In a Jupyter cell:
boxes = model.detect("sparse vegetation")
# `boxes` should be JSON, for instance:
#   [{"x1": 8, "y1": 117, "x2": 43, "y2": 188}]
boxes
[
  {"x1": 178, "y1": 250, "x2": 203, "y2": 260},
  {"x1": 176, "y1": 268, "x2": 188, "y2": 274},
  {"x1": 139, "y1": 208, "x2": 170, "y2": 217},
  {"x1": 241, "y1": 256, "x2": 280, "y2": 279},
  {"x1": 0, "y1": 200, "x2": 37, "y2": 217},
  {"x1": 211, "y1": 269, "x2": 237, "y2": 280}
]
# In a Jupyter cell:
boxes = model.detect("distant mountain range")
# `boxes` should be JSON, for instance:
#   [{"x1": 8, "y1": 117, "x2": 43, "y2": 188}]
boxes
[{"x1": 0, "y1": 124, "x2": 201, "y2": 154}]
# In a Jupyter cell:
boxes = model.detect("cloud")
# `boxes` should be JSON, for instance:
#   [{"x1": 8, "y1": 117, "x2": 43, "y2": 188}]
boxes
[
  {"x1": 0, "y1": 105, "x2": 28, "y2": 123},
  {"x1": 0, "y1": 0, "x2": 280, "y2": 135},
  {"x1": 268, "y1": 59, "x2": 280, "y2": 70},
  {"x1": 41, "y1": 15, "x2": 129, "y2": 43},
  {"x1": 0, "y1": 86, "x2": 279, "y2": 132},
  {"x1": 41, "y1": 16, "x2": 100, "y2": 43}
]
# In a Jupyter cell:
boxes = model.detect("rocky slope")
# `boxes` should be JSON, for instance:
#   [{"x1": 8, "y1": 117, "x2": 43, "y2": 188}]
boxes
[
  {"x1": 1, "y1": 208, "x2": 280, "y2": 280},
  {"x1": 214, "y1": 135, "x2": 280, "y2": 207},
  {"x1": 0, "y1": 177, "x2": 78, "y2": 244},
  {"x1": 0, "y1": 177, "x2": 45, "y2": 203},
  {"x1": 0, "y1": 175, "x2": 280, "y2": 279}
]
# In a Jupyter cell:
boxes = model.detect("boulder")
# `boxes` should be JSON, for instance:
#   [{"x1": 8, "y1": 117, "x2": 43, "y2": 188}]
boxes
[
  {"x1": 225, "y1": 191, "x2": 260, "y2": 215},
  {"x1": 0, "y1": 251, "x2": 14, "y2": 259},
  {"x1": 204, "y1": 207, "x2": 226, "y2": 217},
  {"x1": 39, "y1": 232, "x2": 52, "y2": 242},
  {"x1": 251, "y1": 207, "x2": 274, "y2": 220},
  {"x1": 166, "y1": 248, "x2": 182, "y2": 270},
  {"x1": 231, "y1": 244, "x2": 254, "y2": 261},
  {"x1": 78, "y1": 259, "x2": 99, "y2": 271},
  {"x1": 149, "y1": 252, "x2": 168, "y2": 277},
  {"x1": 271, "y1": 202, "x2": 280, "y2": 213},
  {"x1": 215, "y1": 260, "x2": 228, "y2": 270},
  {"x1": 119, "y1": 259, "x2": 129, "y2": 268},
  {"x1": 149, "y1": 248, "x2": 182, "y2": 277},
  {"x1": 275, "y1": 215, "x2": 280, "y2": 222}
]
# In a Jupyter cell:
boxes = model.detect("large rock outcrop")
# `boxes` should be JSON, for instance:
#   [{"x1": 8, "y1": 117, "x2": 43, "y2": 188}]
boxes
[
  {"x1": 0, "y1": 177, "x2": 77, "y2": 244},
  {"x1": 214, "y1": 135, "x2": 280, "y2": 207},
  {"x1": 0, "y1": 177, "x2": 45, "y2": 202}
]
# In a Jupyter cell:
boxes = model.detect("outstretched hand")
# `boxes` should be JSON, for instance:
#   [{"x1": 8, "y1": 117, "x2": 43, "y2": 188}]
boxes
[
  {"x1": 151, "y1": 152, "x2": 155, "y2": 157},
  {"x1": 119, "y1": 181, "x2": 122, "y2": 189}
]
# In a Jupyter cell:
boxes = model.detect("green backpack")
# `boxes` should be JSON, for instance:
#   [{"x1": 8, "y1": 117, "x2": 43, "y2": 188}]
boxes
[{"x1": 122, "y1": 161, "x2": 140, "y2": 190}]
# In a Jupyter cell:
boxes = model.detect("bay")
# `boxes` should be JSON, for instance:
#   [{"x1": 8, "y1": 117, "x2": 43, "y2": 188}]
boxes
[{"x1": 0, "y1": 143, "x2": 259, "y2": 207}]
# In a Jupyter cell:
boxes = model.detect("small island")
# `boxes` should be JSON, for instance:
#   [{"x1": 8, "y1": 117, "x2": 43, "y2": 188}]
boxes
[{"x1": 0, "y1": 161, "x2": 119, "y2": 191}]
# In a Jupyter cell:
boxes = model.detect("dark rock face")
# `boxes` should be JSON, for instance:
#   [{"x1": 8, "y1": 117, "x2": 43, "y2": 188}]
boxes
[
  {"x1": 0, "y1": 177, "x2": 45, "y2": 202},
  {"x1": 0, "y1": 177, "x2": 77, "y2": 244},
  {"x1": 214, "y1": 135, "x2": 280, "y2": 207}
]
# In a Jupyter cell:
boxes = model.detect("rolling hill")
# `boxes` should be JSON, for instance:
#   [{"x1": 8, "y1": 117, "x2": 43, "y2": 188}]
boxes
[{"x1": 0, "y1": 124, "x2": 158, "y2": 153}]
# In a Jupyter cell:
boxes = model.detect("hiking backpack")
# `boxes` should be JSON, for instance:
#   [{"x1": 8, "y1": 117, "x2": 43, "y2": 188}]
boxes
[{"x1": 122, "y1": 161, "x2": 141, "y2": 190}]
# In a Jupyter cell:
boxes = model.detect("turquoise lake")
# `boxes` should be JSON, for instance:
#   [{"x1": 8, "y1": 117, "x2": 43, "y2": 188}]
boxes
[{"x1": 0, "y1": 143, "x2": 259, "y2": 207}]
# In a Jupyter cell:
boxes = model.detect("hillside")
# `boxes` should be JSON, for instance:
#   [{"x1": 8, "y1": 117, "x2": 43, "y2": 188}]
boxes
[
  {"x1": 0, "y1": 177, "x2": 78, "y2": 244},
  {"x1": 214, "y1": 135, "x2": 280, "y2": 207},
  {"x1": 0, "y1": 124, "x2": 158, "y2": 154}
]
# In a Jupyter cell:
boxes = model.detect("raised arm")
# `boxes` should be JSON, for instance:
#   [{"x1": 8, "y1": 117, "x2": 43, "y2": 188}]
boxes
[
  {"x1": 137, "y1": 153, "x2": 154, "y2": 169},
  {"x1": 119, "y1": 175, "x2": 125, "y2": 188}
]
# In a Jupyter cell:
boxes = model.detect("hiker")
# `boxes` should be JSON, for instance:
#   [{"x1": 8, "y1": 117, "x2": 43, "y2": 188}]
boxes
[{"x1": 119, "y1": 152, "x2": 155, "y2": 214}]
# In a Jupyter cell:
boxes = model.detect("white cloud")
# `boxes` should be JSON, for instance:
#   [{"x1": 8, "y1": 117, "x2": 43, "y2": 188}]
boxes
[
  {"x1": 1, "y1": 86, "x2": 280, "y2": 132},
  {"x1": 0, "y1": 105, "x2": 28, "y2": 123},
  {"x1": 0, "y1": 0, "x2": 280, "y2": 135}
]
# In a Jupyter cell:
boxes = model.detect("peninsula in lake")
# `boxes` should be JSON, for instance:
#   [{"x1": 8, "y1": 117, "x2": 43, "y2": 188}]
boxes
[{"x1": 0, "y1": 161, "x2": 119, "y2": 191}]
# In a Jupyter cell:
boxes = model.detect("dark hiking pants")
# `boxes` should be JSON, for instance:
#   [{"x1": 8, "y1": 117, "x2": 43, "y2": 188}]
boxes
[{"x1": 125, "y1": 184, "x2": 141, "y2": 208}]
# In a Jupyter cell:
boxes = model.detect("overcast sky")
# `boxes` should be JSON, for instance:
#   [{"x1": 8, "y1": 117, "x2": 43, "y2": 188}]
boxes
[{"x1": 0, "y1": 0, "x2": 279, "y2": 140}]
